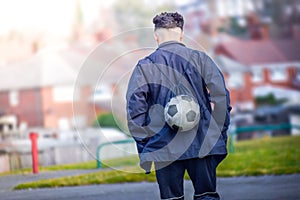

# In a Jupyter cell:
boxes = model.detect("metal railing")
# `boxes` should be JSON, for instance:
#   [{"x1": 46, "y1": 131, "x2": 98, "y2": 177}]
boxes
[
  {"x1": 229, "y1": 123, "x2": 300, "y2": 153},
  {"x1": 96, "y1": 138, "x2": 135, "y2": 169},
  {"x1": 95, "y1": 124, "x2": 300, "y2": 165}
]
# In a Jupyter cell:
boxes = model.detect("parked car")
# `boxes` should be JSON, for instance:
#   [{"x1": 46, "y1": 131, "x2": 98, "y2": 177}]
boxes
[{"x1": 231, "y1": 104, "x2": 300, "y2": 140}]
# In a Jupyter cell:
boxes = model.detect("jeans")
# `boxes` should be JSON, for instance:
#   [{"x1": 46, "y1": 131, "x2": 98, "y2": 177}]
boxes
[{"x1": 154, "y1": 155, "x2": 225, "y2": 200}]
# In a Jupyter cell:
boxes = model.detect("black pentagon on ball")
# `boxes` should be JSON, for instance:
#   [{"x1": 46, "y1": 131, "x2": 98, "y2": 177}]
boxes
[
  {"x1": 181, "y1": 95, "x2": 193, "y2": 102},
  {"x1": 167, "y1": 105, "x2": 178, "y2": 117},
  {"x1": 186, "y1": 110, "x2": 196, "y2": 122},
  {"x1": 172, "y1": 124, "x2": 179, "y2": 130}
]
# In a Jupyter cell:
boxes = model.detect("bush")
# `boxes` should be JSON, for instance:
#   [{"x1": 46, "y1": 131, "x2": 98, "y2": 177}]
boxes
[
  {"x1": 255, "y1": 93, "x2": 287, "y2": 106},
  {"x1": 92, "y1": 112, "x2": 120, "y2": 129}
]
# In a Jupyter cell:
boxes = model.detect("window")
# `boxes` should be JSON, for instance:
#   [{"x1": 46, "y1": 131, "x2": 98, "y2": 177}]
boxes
[
  {"x1": 228, "y1": 72, "x2": 244, "y2": 88},
  {"x1": 53, "y1": 86, "x2": 80, "y2": 102},
  {"x1": 9, "y1": 90, "x2": 19, "y2": 106},
  {"x1": 269, "y1": 67, "x2": 287, "y2": 82},
  {"x1": 58, "y1": 118, "x2": 70, "y2": 130},
  {"x1": 94, "y1": 85, "x2": 111, "y2": 101},
  {"x1": 251, "y1": 68, "x2": 263, "y2": 83}
]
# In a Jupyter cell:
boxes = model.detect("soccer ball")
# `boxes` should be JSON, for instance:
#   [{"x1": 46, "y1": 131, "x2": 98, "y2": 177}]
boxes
[{"x1": 164, "y1": 95, "x2": 200, "y2": 131}]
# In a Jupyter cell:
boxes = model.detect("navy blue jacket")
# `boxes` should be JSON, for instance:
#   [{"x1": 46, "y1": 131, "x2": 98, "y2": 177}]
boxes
[{"x1": 126, "y1": 41, "x2": 231, "y2": 173}]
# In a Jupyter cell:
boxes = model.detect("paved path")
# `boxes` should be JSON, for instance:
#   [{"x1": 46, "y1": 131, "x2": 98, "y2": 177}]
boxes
[
  {"x1": 0, "y1": 169, "x2": 101, "y2": 192},
  {"x1": 1, "y1": 171, "x2": 300, "y2": 200}
]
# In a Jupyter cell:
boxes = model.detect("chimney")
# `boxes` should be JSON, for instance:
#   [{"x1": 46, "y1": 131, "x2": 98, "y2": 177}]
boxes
[
  {"x1": 246, "y1": 13, "x2": 269, "y2": 40},
  {"x1": 260, "y1": 23, "x2": 270, "y2": 40},
  {"x1": 31, "y1": 41, "x2": 39, "y2": 54}
]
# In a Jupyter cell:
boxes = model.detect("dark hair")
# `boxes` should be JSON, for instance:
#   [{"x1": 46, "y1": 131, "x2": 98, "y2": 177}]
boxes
[{"x1": 153, "y1": 12, "x2": 184, "y2": 30}]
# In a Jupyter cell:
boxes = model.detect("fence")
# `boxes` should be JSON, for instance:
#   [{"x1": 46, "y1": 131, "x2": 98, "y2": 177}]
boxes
[
  {"x1": 229, "y1": 123, "x2": 300, "y2": 153},
  {"x1": 96, "y1": 138, "x2": 136, "y2": 169},
  {"x1": 95, "y1": 124, "x2": 300, "y2": 168}
]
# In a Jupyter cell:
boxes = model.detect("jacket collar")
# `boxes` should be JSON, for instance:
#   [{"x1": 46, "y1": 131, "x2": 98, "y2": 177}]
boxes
[{"x1": 158, "y1": 40, "x2": 185, "y2": 49}]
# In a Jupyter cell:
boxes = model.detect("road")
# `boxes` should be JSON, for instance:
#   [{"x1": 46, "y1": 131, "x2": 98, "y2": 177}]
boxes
[{"x1": 1, "y1": 171, "x2": 300, "y2": 200}]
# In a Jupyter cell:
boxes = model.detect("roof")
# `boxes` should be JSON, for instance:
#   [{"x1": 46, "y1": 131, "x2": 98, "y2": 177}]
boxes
[
  {"x1": 216, "y1": 38, "x2": 300, "y2": 66},
  {"x1": 272, "y1": 40, "x2": 300, "y2": 61},
  {"x1": 0, "y1": 41, "x2": 150, "y2": 91},
  {"x1": 213, "y1": 55, "x2": 249, "y2": 73},
  {"x1": 72, "y1": 42, "x2": 152, "y2": 87},
  {"x1": 0, "y1": 49, "x2": 84, "y2": 91}
]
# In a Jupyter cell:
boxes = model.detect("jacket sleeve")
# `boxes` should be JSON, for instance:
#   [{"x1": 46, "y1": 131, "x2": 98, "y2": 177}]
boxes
[
  {"x1": 201, "y1": 54, "x2": 232, "y2": 138},
  {"x1": 126, "y1": 64, "x2": 151, "y2": 153},
  {"x1": 126, "y1": 64, "x2": 153, "y2": 173}
]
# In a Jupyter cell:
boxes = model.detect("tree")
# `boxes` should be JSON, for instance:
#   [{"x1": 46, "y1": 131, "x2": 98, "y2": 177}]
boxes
[{"x1": 93, "y1": 112, "x2": 120, "y2": 129}]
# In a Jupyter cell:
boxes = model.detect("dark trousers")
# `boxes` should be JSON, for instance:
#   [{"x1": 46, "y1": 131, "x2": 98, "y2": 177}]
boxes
[{"x1": 154, "y1": 155, "x2": 225, "y2": 200}]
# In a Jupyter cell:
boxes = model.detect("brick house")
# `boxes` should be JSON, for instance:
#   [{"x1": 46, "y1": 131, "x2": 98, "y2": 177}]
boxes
[
  {"x1": 215, "y1": 37, "x2": 300, "y2": 111},
  {"x1": 0, "y1": 48, "x2": 101, "y2": 131}
]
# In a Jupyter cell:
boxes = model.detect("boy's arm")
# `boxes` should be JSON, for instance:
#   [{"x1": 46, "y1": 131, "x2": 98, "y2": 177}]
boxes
[{"x1": 201, "y1": 54, "x2": 231, "y2": 137}]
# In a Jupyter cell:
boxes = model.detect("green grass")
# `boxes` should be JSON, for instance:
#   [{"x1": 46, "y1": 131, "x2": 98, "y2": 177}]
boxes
[
  {"x1": 39, "y1": 155, "x2": 139, "y2": 171},
  {"x1": 217, "y1": 135, "x2": 300, "y2": 176},
  {"x1": 13, "y1": 135, "x2": 300, "y2": 190},
  {"x1": 13, "y1": 166, "x2": 156, "y2": 190},
  {"x1": 0, "y1": 156, "x2": 139, "y2": 176}
]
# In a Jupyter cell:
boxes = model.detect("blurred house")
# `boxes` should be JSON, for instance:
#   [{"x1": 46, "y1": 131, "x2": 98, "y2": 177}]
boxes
[
  {"x1": 179, "y1": 0, "x2": 255, "y2": 34},
  {"x1": 178, "y1": 0, "x2": 256, "y2": 44},
  {"x1": 215, "y1": 36, "x2": 300, "y2": 111},
  {"x1": 0, "y1": 37, "x2": 147, "y2": 133},
  {"x1": 0, "y1": 47, "x2": 102, "y2": 131}
]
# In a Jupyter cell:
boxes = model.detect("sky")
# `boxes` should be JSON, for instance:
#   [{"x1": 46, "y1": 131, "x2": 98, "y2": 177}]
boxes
[
  {"x1": 0, "y1": 0, "x2": 189, "y2": 37},
  {"x1": 0, "y1": 0, "x2": 114, "y2": 36}
]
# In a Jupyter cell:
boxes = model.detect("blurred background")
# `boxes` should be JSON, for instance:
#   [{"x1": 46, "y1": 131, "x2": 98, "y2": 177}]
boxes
[{"x1": 0, "y1": 0, "x2": 300, "y2": 173}]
